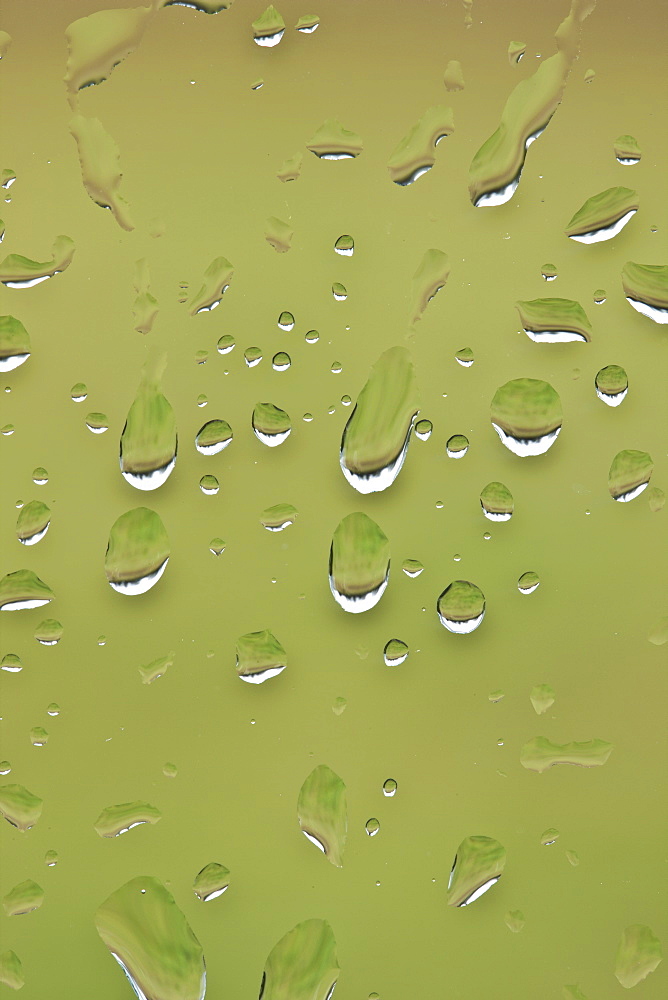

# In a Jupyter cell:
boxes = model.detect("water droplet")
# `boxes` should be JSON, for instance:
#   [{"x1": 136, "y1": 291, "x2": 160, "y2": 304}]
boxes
[
  {"x1": 340, "y1": 347, "x2": 418, "y2": 493},
  {"x1": 447, "y1": 835, "x2": 506, "y2": 906},
  {"x1": 2, "y1": 879, "x2": 44, "y2": 916},
  {"x1": 330, "y1": 361, "x2": 342, "y2": 374},
  {"x1": 217, "y1": 334, "x2": 235, "y2": 354},
  {"x1": 259, "y1": 919, "x2": 340, "y2": 999},
  {"x1": 530, "y1": 683, "x2": 555, "y2": 714},
  {"x1": 365, "y1": 817, "x2": 380, "y2": 837},
  {"x1": 86, "y1": 411, "x2": 108, "y2": 433},
  {"x1": 272, "y1": 351, "x2": 291, "y2": 371},
  {"x1": 295, "y1": 13, "x2": 319, "y2": 32},
  {"x1": 188, "y1": 256, "x2": 233, "y2": 314},
  {"x1": 46, "y1": 703, "x2": 60, "y2": 717},
  {"x1": 565, "y1": 186, "x2": 638, "y2": 244},
  {"x1": 541, "y1": 263, "x2": 558, "y2": 281},
  {"x1": 388, "y1": 106, "x2": 454, "y2": 185},
  {"x1": 410, "y1": 248, "x2": 449, "y2": 324},
  {"x1": 329, "y1": 512, "x2": 390, "y2": 613},
  {"x1": 621, "y1": 262, "x2": 668, "y2": 324},
  {"x1": 583, "y1": 67, "x2": 595, "y2": 82},
  {"x1": 1, "y1": 653, "x2": 22, "y2": 673},
  {"x1": 94, "y1": 801, "x2": 162, "y2": 838},
  {"x1": 520, "y1": 736, "x2": 613, "y2": 772},
  {"x1": 414, "y1": 418, "x2": 432, "y2": 441},
  {"x1": 334, "y1": 235, "x2": 354, "y2": 256},
  {"x1": 29, "y1": 726, "x2": 49, "y2": 746},
  {"x1": 566, "y1": 849, "x2": 580, "y2": 867},
  {"x1": 303, "y1": 412, "x2": 313, "y2": 422},
  {"x1": 615, "y1": 925, "x2": 663, "y2": 988},
  {"x1": 0, "y1": 950, "x2": 24, "y2": 991},
  {"x1": 383, "y1": 639, "x2": 409, "y2": 666},
  {"x1": 0, "y1": 784, "x2": 43, "y2": 830},
  {"x1": 488, "y1": 689, "x2": 504, "y2": 702},
  {"x1": 0, "y1": 315, "x2": 31, "y2": 372},
  {"x1": 32, "y1": 466, "x2": 48, "y2": 485},
  {"x1": 518, "y1": 571, "x2": 540, "y2": 595},
  {"x1": 483, "y1": 531, "x2": 491, "y2": 540},
  {"x1": 163, "y1": 762, "x2": 178, "y2": 778},
  {"x1": 332, "y1": 696, "x2": 347, "y2": 716},
  {"x1": 199, "y1": 474, "x2": 220, "y2": 495},
  {"x1": 277, "y1": 151, "x2": 302, "y2": 182},
  {"x1": 196, "y1": 393, "x2": 207, "y2": 407},
  {"x1": 138, "y1": 651, "x2": 174, "y2": 685},
  {"x1": 305, "y1": 329, "x2": 319, "y2": 344},
  {"x1": 437, "y1": 580, "x2": 485, "y2": 634},
  {"x1": 307, "y1": 118, "x2": 363, "y2": 159},
  {"x1": 540, "y1": 827, "x2": 560, "y2": 846},
  {"x1": 0, "y1": 569, "x2": 54, "y2": 612},
  {"x1": 608, "y1": 449, "x2": 653, "y2": 502},
  {"x1": 260, "y1": 502, "x2": 298, "y2": 531},
  {"x1": 455, "y1": 347, "x2": 474, "y2": 366},
  {"x1": 595, "y1": 365, "x2": 628, "y2": 406},
  {"x1": 64, "y1": 5, "x2": 152, "y2": 96},
  {"x1": 480, "y1": 482, "x2": 514, "y2": 521},
  {"x1": 104, "y1": 508, "x2": 170, "y2": 596},
  {"x1": 1, "y1": 234, "x2": 75, "y2": 287},
  {"x1": 593, "y1": 288, "x2": 606, "y2": 304},
  {"x1": 265, "y1": 216, "x2": 293, "y2": 253},
  {"x1": 298, "y1": 765, "x2": 347, "y2": 866},
  {"x1": 1, "y1": 423, "x2": 13, "y2": 435},
  {"x1": 193, "y1": 862, "x2": 230, "y2": 901},
  {"x1": 491, "y1": 378, "x2": 562, "y2": 457},
  {"x1": 252, "y1": 401, "x2": 291, "y2": 446},
  {"x1": 95, "y1": 877, "x2": 205, "y2": 999},
  {"x1": 70, "y1": 381, "x2": 87, "y2": 401},
  {"x1": 277, "y1": 310, "x2": 294, "y2": 331},
  {"x1": 444, "y1": 59, "x2": 465, "y2": 91},
  {"x1": 209, "y1": 537, "x2": 225, "y2": 556},
  {"x1": 16, "y1": 500, "x2": 50, "y2": 545},
  {"x1": 70, "y1": 115, "x2": 135, "y2": 231},
  {"x1": 383, "y1": 778, "x2": 397, "y2": 797},
  {"x1": 194, "y1": 418, "x2": 233, "y2": 456},
  {"x1": 235, "y1": 629, "x2": 286, "y2": 684},
  {"x1": 516, "y1": 298, "x2": 592, "y2": 343},
  {"x1": 0, "y1": 762, "x2": 10, "y2": 775},
  {"x1": 332, "y1": 282, "x2": 347, "y2": 302},
  {"x1": 402, "y1": 558, "x2": 423, "y2": 578},
  {"x1": 97, "y1": 635, "x2": 106, "y2": 645},
  {"x1": 614, "y1": 134, "x2": 641, "y2": 165},
  {"x1": 120, "y1": 357, "x2": 176, "y2": 489},
  {"x1": 508, "y1": 40, "x2": 526, "y2": 64},
  {"x1": 446, "y1": 434, "x2": 469, "y2": 458},
  {"x1": 44, "y1": 849, "x2": 58, "y2": 866},
  {"x1": 648, "y1": 615, "x2": 668, "y2": 646},
  {"x1": 194, "y1": 350, "x2": 208, "y2": 365},
  {"x1": 252, "y1": 5, "x2": 285, "y2": 46},
  {"x1": 505, "y1": 910, "x2": 525, "y2": 933}
]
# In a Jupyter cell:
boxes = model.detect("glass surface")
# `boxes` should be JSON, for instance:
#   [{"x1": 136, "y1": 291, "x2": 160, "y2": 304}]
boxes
[{"x1": 0, "y1": 0, "x2": 666, "y2": 997}]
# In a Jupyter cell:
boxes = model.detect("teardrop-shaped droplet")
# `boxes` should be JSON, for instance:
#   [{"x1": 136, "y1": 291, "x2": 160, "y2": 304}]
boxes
[
  {"x1": 365, "y1": 817, "x2": 380, "y2": 836},
  {"x1": 104, "y1": 507, "x2": 170, "y2": 596},
  {"x1": 447, "y1": 835, "x2": 506, "y2": 906},
  {"x1": 258, "y1": 919, "x2": 340, "y2": 1000},
  {"x1": 383, "y1": 639, "x2": 408, "y2": 665},
  {"x1": 252, "y1": 5, "x2": 285, "y2": 47},
  {"x1": 16, "y1": 500, "x2": 50, "y2": 545},
  {"x1": 235, "y1": 629, "x2": 286, "y2": 684},
  {"x1": 437, "y1": 580, "x2": 485, "y2": 634},
  {"x1": 297, "y1": 764, "x2": 347, "y2": 867},
  {"x1": 95, "y1": 876, "x2": 206, "y2": 1000},
  {"x1": 193, "y1": 862, "x2": 230, "y2": 902},
  {"x1": 120, "y1": 357, "x2": 177, "y2": 490},
  {"x1": 491, "y1": 378, "x2": 562, "y2": 457},
  {"x1": 608, "y1": 449, "x2": 653, "y2": 502},
  {"x1": 329, "y1": 512, "x2": 390, "y2": 613},
  {"x1": 252, "y1": 402, "x2": 291, "y2": 446}
]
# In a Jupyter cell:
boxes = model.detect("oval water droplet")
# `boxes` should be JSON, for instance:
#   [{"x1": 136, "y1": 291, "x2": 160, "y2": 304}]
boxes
[
  {"x1": 252, "y1": 5, "x2": 285, "y2": 46},
  {"x1": 69, "y1": 382, "x2": 87, "y2": 400},
  {"x1": 235, "y1": 629, "x2": 286, "y2": 684},
  {"x1": 530, "y1": 683, "x2": 555, "y2": 714},
  {"x1": 162, "y1": 762, "x2": 177, "y2": 778},
  {"x1": 491, "y1": 378, "x2": 562, "y2": 457},
  {"x1": 46, "y1": 703, "x2": 60, "y2": 716},
  {"x1": 2, "y1": 879, "x2": 44, "y2": 916},
  {"x1": 455, "y1": 347, "x2": 474, "y2": 366},
  {"x1": 593, "y1": 288, "x2": 606, "y2": 304},
  {"x1": 329, "y1": 512, "x2": 390, "y2": 613},
  {"x1": 595, "y1": 365, "x2": 628, "y2": 406},
  {"x1": 217, "y1": 334, "x2": 235, "y2": 354},
  {"x1": 334, "y1": 234, "x2": 354, "y2": 256},
  {"x1": 193, "y1": 862, "x2": 230, "y2": 901},
  {"x1": 365, "y1": 817, "x2": 380, "y2": 837},
  {"x1": 252, "y1": 402, "x2": 291, "y2": 446},
  {"x1": 518, "y1": 571, "x2": 540, "y2": 594},
  {"x1": 307, "y1": 118, "x2": 363, "y2": 159},
  {"x1": 104, "y1": 507, "x2": 170, "y2": 596},
  {"x1": 94, "y1": 801, "x2": 162, "y2": 838},
  {"x1": 383, "y1": 639, "x2": 408, "y2": 666},
  {"x1": 120, "y1": 356, "x2": 177, "y2": 490},
  {"x1": 540, "y1": 827, "x2": 560, "y2": 846},
  {"x1": 382, "y1": 778, "x2": 397, "y2": 797},
  {"x1": 244, "y1": 346, "x2": 262, "y2": 368},
  {"x1": 260, "y1": 502, "x2": 297, "y2": 531},
  {"x1": 277, "y1": 310, "x2": 294, "y2": 331},
  {"x1": 447, "y1": 836, "x2": 506, "y2": 906},
  {"x1": 272, "y1": 351, "x2": 291, "y2": 371},
  {"x1": 0, "y1": 762, "x2": 10, "y2": 775},
  {"x1": 414, "y1": 419, "x2": 432, "y2": 441},
  {"x1": 195, "y1": 418, "x2": 232, "y2": 455},
  {"x1": 298, "y1": 765, "x2": 347, "y2": 866},
  {"x1": 446, "y1": 434, "x2": 469, "y2": 458},
  {"x1": 480, "y1": 482, "x2": 514, "y2": 521},
  {"x1": 516, "y1": 298, "x2": 592, "y2": 343},
  {"x1": 32, "y1": 466, "x2": 48, "y2": 485},
  {"x1": 621, "y1": 262, "x2": 668, "y2": 325},
  {"x1": 199, "y1": 474, "x2": 219, "y2": 495},
  {"x1": 305, "y1": 329, "x2": 319, "y2": 344},
  {"x1": 608, "y1": 449, "x2": 653, "y2": 502},
  {"x1": 44, "y1": 849, "x2": 58, "y2": 866},
  {"x1": 402, "y1": 558, "x2": 423, "y2": 578},
  {"x1": 541, "y1": 263, "x2": 558, "y2": 281},
  {"x1": 437, "y1": 580, "x2": 485, "y2": 633},
  {"x1": 86, "y1": 411, "x2": 108, "y2": 433},
  {"x1": 0, "y1": 315, "x2": 31, "y2": 372}
]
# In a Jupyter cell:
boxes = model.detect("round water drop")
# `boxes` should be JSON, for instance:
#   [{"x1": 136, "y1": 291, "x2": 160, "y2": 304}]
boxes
[
  {"x1": 97, "y1": 635, "x2": 106, "y2": 646},
  {"x1": 341, "y1": 394, "x2": 351, "y2": 406},
  {"x1": 34, "y1": 619, "x2": 63, "y2": 645},
  {"x1": 305, "y1": 329, "x2": 319, "y2": 344},
  {"x1": 647, "y1": 487, "x2": 665, "y2": 513},
  {"x1": 105, "y1": 508, "x2": 170, "y2": 596},
  {"x1": 455, "y1": 347, "x2": 474, "y2": 367},
  {"x1": 86, "y1": 411, "x2": 108, "y2": 433},
  {"x1": 199, "y1": 475, "x2": 219, "y2": 495},
  {"x1": 71, "y1": 383, "x2": 88, "y2": 401},
  {"x1": 303, "y1": 412, "x2": 313, "y2": 422},
  {"x1": 595, "y1": 365, "x2": 628, "y2": 406},
  {"x1": 334, "y1": 235, "x2": 354, "y2": 255},
  {"x1": 1, "y1": 653, "x2": 23, "y2": 673},
  {"x1": 272, "y1": 351, "x2": 291, "y2": 371},
  {"x1": 518, "y1": 571, "x2": 540, "y2": 594},
  {"x1": 209, "y1": 537, "x2": 225, "y2": 556},
  {"x1": 446, "y1": 434, "x2": 469, "y2": 458},
  {"x1": 383, "y1": 778, "x2": 397, "y2": 797},
  {"x1": 402, "y1": 558, "x2": 423, "y2": 578},
  {"x1": 163, "y1": 762, "x2": 178, "y2": 778},
  {"x1": 196, "y1": 393, "x2": 208, "y2": 407},
  {"x1": 540, "y1": 827, "x2": 560, "y2": 846},
  {"x1": 365, "y1": 817, "x2": 380, "y2": 837},
  {"x1": 44, "y1": 850, "x2": 58, "y2": 866},
  {"x1": 244, "y1": 347, "x2": 262, "y2": 368},
  {"x1": 331, "y1": 361, "x2": 342, "y2": 374},
  {"x1": 437, "y1": 581, "x2": 485, "y2": 634},
  {"x1": 0, "y1": 761, "x2": 11, "y2": 775},
  {"x1": 383, "y1": 638, "x2": 409, "y2": 666},
  {"x1": 541, "y1": 263, "x2": 558, "y2": 281},
  {"x1": 217, "y1": 335, "x2": 235, "y2": 355},
  {"x1": 332, "y1": 696, "x2": 347, "y2": 716},
  {"x1": 491, "y1": 378, "x2": 562, "y2": 457},
  {"x1": 608, "y1": 450, "x2": 653, "y2": 502},
  {"x1": 252, "y1": 402, "x2": 291, "y2": 446},
  {"x1": 30, "y1": 726, "x2": 49, "y2": 746},
  {"x1": 480, "y1": 482, "x2": 514, "y2": 521},
  {"x1": 46, "y1": 703, "x2": 60, "y2": 717},
  {"x1": 593, "y1": 288, "x2": 607, "y2": 304},
  {"x1": 277, "y1": 311, "x2": 294, "y2": 331},
  {"x1": 415, "y1": 419, "x2": 432, "y2": 441},
  {"x1": 32, "y1": 467, "x2": 48, "y2": 485},
  {"x1": 332, "y1": 282, "x2": 347, "y2": 301},
  {"x1": 195, "y1": 419, "x2": 233, "y2": 455}
]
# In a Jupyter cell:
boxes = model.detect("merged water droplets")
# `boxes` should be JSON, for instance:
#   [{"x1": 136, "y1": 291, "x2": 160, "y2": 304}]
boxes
[
  {"x1": 437, "y1": 580, "x2": 485, "y2": 634},
  {"x1": 297, "y1": 764, "x2": 347, "y2": 866},
  {"x1": 329, "y1": 512, "x2": 390, "y2": 613},
  {"x1": 188, "y1": 256, "x2": 233, "y2": 314},
  {"x1": 104, "y1": 507, "x2": 170, "y2": 596},
  {"x1": 615, "y1": 924, "x2": 662, "y2": 989},
  {"x1": 608, "y1": 450, "x2": 653, "y2": 502},
  {"x1": 2, "y1": 880, "x2": 44, "y2": 916},
  {"x1": 0, "y1": 315, "x2": 30, "y2": 371},
  {"x1": 235, "y1": 629, "x2": 286, "y2": 684},
  {"x1": 252, "y1": 5, "x2": 285, "y2": 47},
  {"x1": 340, "y1": 347, "x2": 418, "y2": 493},
  {"x1": 16, "y1": 500, "x2": 50, "y2": 545},
  {"x1": 516, "y1": 298, "x2": 591, "y2": 343},
  {"x1": 565, "y1": 187, "x2": 638, "y2": 244},
  {"x1": 258, "y1": 919, "x2": 340, "y2": 1000},
  {"x1": 480, "y1": 482, "x2": 513, "y2": 521},
  {"x1": 0, "y1": 234, "x2": 75, "y2": 288},
  {"x1": 0, "y1": 783, "x2": 43, "y2": 830},
  {"x1": 0, "y1": 569, "x2": 54, "y2": 611},
  {"x1": 120, "y1": 357, "x2": 177, "y2": 489},
  {"x1": 520, "y1": 736, "x2": 613, "y2": 772},
  {"x1": 595, "y1": 365, "x2": 628, "y2": 406},
  {"x1": 447, "y1": 836, "x2": 506, "y2": 906},
  {"x1": 387, "y1": 106, "x2": 454, "y2": 185},
  {"x1": 306, "y1": 119, "x2": 363, "y2": 159},
  {"x1": 252, "y1": 402, "x2": 291, "y2": 446},
  {"x1": 94, "y1": 801, "x2": 162, "y2": 838},
  {"x1": 193, "y1": 862, "x2": 230, "y2": 901},
  {"x1": 94, "y1": 876, "x2": 206, "y2": 1000},
  {"x1": 410, "y1": 248, "x2": 449, "y2": 325},
  {"x1": 621, "y1": 262, "x2": 668, "y2": 324},
  {"x1": 491, "y1": 378, "x2": 562, "y2": 457}
]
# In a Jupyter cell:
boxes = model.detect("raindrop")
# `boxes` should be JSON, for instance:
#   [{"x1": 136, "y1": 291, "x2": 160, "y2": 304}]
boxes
[
  {"x1": 541, "y1": 263, "x2": 558, "y2": 281},
  {"x1": 593, "y1": 288, "x2": 606, "y2": 304},
  {"x1": 104, "y1": 507, "x2": 170, "y2": 596},
  {"x1": 491, "y1": 378, "x2": 562, "y2": 457},
  {"x1": 32, "y1": 466, "x2": 48, "y2": 485},
  {"x1": 298, "y1": 765, "x2": 347, "y2": 866},
  {"x1": 138, "y1": 651, "x2": 174, "y2": 685},
  {"x1": 566, "y1": 849, "x2": 580, "y2": 867},
  {"x1": 305, "y1": 329, "x2": 319, "y2": 344},
  {"x1": 307, "y1": 118, "x2": 363, "y2": 159},
  {"x1": 334, "y1": 235, "x2": 354, "y2": 256},
  {"x1": 388, "y1": 106, "x2": 454, "y2": 185},
  {"x1": 621, "y1": 262, "x2": 668, "y2": 324},
  {"x1": 365, "y1": 817, "x2": 380, "y2": 837},
  {"x1": 120, "y1": 356, "x2": 176, "y2": 490},
  {"x1": 86, "y1": 411, "x2": 108, "y2": 433},
  {"x1": 296, "y1": 14, "x2": 319, "y2": 33},
  {"x1": 277, "y1": 152, "x2": 302, "y2": 182},
  {"x1": 252, "y1": 402, "x2": 291, "y2": 446},
  {"x1": 0, "y1": 762, "x2": 10, "y2": 775},
  {"x1": 329, "y1": 512, "x2": 390, "y2": 613},
  {"x1": 47, "y1": 703, "x2": 60, "y2": 716},
  {"x1": 193, "y1": 862, "x2": 230, "y2": 901},
  {"x1": 414, "y1": 419, "x2": 432, "y2": 440},
  {"x1": 195, "y1": 418, "x2": 233, "y2": 455},
  {"x1": 341, "y1": 394, "x2": 351, "y2": 406},
  {"x1": 0, "y1": 234, "x2": 75, "y2": 287},
  {"x1": 565, "y1": 186, "x2": 638, "y2": 244},
  {"x1": 516, "y1": 298, "x2": 591, "y2": 343},
  {"x1": 0, "y1": 784, "x2": 43, "y2": 830},
  {"x1": 260, "y1": 502, "x2": 297, "y2": 531},
  {"x1": 199, "y1": 474, "x2": 219, "y2": 495},
  {"x1": 614, "y1": 134, "x2": 641, "y2": 165},
  {"x1": 265, "y1": 216, "x2": 293, "y2": 253},
  {"x1": 437, "y1": 580, "x2": 485, "y2": 634},
  {"x1": 272, "y1": 351, "x2": 291, "y2": 371},
  {"x1": 163, "y1": 762, "x2": 178, "y2": 778},
  {"x1": 187, "y1": 256, "x2": 233, "y2": 314},
  {"x1": 1, "y1": 653, "x2": 22, "y2": 672},
  {"x1": 608, "y1": 449, "x2": 653, "y2": 502},
  {"x1": 0, "y1": 315, "x2": 31, "y2": 372},
  {"x1": 44, "y1": 849, "x2": 58, "y2": 866},
  {"x1": 196, "y1": 393, "x2": 207, "y2": 407},
  {"x1": 480, "y1": 482, "x2": 514, "y2": 521},
  {"x1": 277, "y1": 310, "x2": 294, "y2": 331},
  {"x1": 518, "y1": 571, "x2": 540, "y2": 594},
  {"x1": 209, "y1": 537, "x2": 225, "y2": 556},
  {"x1": 94, "y1": 801, "x2": 162, "y2": 838},
  {"x1": 530, "y1": 683, "x2": 555, "y2": 714},
  {"x1": 16, "y1": 500, "x2": 50, "y2": 545},
  {"x1": 383, "y1": 639, "x2": 409, "y2": 666},
  {"x1": 330, "y1": 361, "x2": 342, "y2": 374},
  {"x1": 0, "y1": 951, "x2": 24, "y2": 991},
  {"x1": 540, "y1": 828, "x2": 560, "y2": 846},
  {"x1": 217, "y1": 334, "x2": 235, "y2": 354},
  {"x1": 382, "y1": 778, "x2": 397, "y2": 797},
  {"x1": 615, "y1": 925, "x2": 663, "y2": 989},
  {"x1": 258, "y1": 919, "x2": 339, "y2": 999},
  {"x1": 0, "y1": 569, "x2": 54, "y2": 611},
  {"x1": 446, "y1": 434, "x2": 469, "y2": 458},
  {"x1": 488, "y1": 689, "x2": 504, "y2": 702},
  {"x1": 447, "y1": 835, "x2": 506, "y2": 906},
  {"x1": 410, "y1": 248, "x2": 449, "y2": 324},
  {"x1": 303, "y1": 412, "x2": 313, "y2": 422},
  {"x1": 252, "y1": 5, "x2": 285, "y2": 46},
  {"x1": 34, "y1": 619, "x2": 62, "y2": 645},
  {"x1": 595, "y1": 364, "x2": 628, "y2": 406},
  {"x1": 332, "y1": 696, "x2": 347, "y2": 716},
  {"x1": 70, "y1": 381, "x2": 87, "y2": 401},
  {"x1": 505, "y1": 910, "x2": 525, "y2": 933},
  {"x1": 235, "y1": 629, "x2": 286, "y2": 684},
  {"x1": 194, "y1": 350, "x2": 208, "y2": 365},
  {"x1": 332, "y1": 282, "x2": 347, "y2": 301},
  {"x1": 507, "y1": 40, "x2": 526, "y2": 64},
  {"x1": 520, "y1": 736, "x2": 613, "y2": 772},
  {"x1": 455, "y1": 347, "x2": 474, "y2": 366},
  {"x1": 244, "y1": 346, "x2": 262, "y2": 368},
  {"x1": 2, "y1": 879, "x2": 44, "y2": 916},
  {"x1": 251, "y1": 77, "x2": 264, "y2": 90},
  {"x1": 1, "y1": 423, "x2": 13, "y2": 435},
  {"x1": 402, "y1": 558, "x2": 423, "y2": 577},
  {"x1": 29, "y1": 726, "x2": 49, "y2": 746}
]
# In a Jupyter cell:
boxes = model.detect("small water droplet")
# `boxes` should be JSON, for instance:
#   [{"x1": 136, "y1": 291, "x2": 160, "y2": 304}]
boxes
[
  {"x1": 277, "y1": 311, "x2": 294, "y2": 331},
  {"x1": 488, "y1": 689, "x2": 504, "y2": 702},
  {"x1": 86, "y1": 411, "x2": 108, "y2": 433},
  {"x1": 505, "y1": 910, "x2": 525, "y2": 933},
  {"x1": 235, "y1": 629, "x2": 286, "y2": 684},
  {"x1": 382, "y1": 778, "x2": 397, "y2": 797},
  {"x1": 0, "y1": 761, "x2": 11, "y2": 775},
  {"x1": 30, "y1": 726, "x2": 49, "y2": 746},
  {"x1": 70, "y1": 382, "x2": 88, "y2": 401},
  {"x1": 365, "y1": 817, "x2": 380, "y2": 836},
  {"x1": 199, "y1": 475, "x2": 219, "y2": 495},
  {"x1": 46, "y1": 703, "x2": 60, "y2": 717},
  {"x1": 540, "y1": 827, "x2": 560, "y2": 846},
  {"x1": 163, "y1": 762, "x2": 177, "y2": 778},
  {"x1": 453, "y1": 553, "x2": 461, "y2": 562},
  {"x1": 518, "y1": 571, "x2": 540, "y2": 594},
  {"x1": 341, "y1": 394, "x2": 351, "y2": 406},
  {"x1": 334, "y1": 234, "x2": 354, "y2": 255},
  {"x1": 44, "y1": 849, "x2": 58, "y2": 866},
  {"x1": 217, "y1": 335, "x2": 235, "y2": 354},
  {"x1": 305, "y1": 329, "x2": 319, "y2": 344},
  {"x1": 272, "y1": 351, "x2": 291, "y2": 371},
  {"x1": 455, "y1": 347, "x2": 474, "y2": 366},
  {"x1": 437, "y1": 581, "x2": 485, "y2": 633},
  {"x1": 196, "y1": 419, "x2": 233, "y2": 455},
  {"x1": 332, "y1": 696, "x2": 347, "y2": 716},
  {"x1": 193, "y1": 862, "x2": 230, "y2": 902},
  {"x1": 383, "y1": 639, "x2": 409, "y2": 666},
  {"x1": 196, "y1": 393, "x2": 208, "y2": 407},
  {"x1": 244, "y1": 346, "x2": 263, "y2": 368},
  {"x1": 332, "y1": 282, "x2": 347, "y2": 301},
  {"x1": 566, "y1": 849, "x2": 579, "y2": 867},
  {"x1": 415, "y1": 419, "x2": 433, "y2": 441},
  {"x1": 32, "y1": 467, "x2": 48, "y2": 485},
  {"x1": 1, "y1": 653, "x2": 23, "y2": 673},
  {"x1": 530, "y1": 683, "x2": 555, "y2": 714},
  {"x1": 402, "y1": 558, "x2": 423, "y2": 578},
  {"x1": 446, "y1": 434, "x2": 469, "y2": 458},
  {"x1": 330, "y1": 361, "x2": 342, "y2": 374}
]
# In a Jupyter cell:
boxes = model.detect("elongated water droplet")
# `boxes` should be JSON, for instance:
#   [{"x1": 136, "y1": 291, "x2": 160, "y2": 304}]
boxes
[
  {"x1": 0, "y1": 951, "x2": 24, "y2": 991},
  {"x1": 608, "y1": 449, "x2": 653, "y2": 502},
  {"x1": 340, "y1": 347, "x2": 418, "y2": 494},
  {"x1": 491, "y1": 378, "x2": 562, "y2": 457},
  {"x1": 540, "y1": 827, "x2": 560, "y2": 846},
  {"x1": 2, "y1": 880, "x2": 44, "y2": 916},
  {"x1": 565, "y1": 187, "x2": 638, "y2": 244},
  {"x1": 235, "y1": 629, "x2": 286, "y2": 684},
  {"x1": 260, "y1": 502, "x2": 297, "y2": 531},
  {"x1": 1, "y1": 234, "x2": 75, "y2": 288},
  {"x1": 520, "y1": 736, "x2": 613, "y2": 772},
  {"x1": 95, "y1": 876, "x2": 206, "y2": 1000},
  {"x1": 259, "y1": 919, "x2": 340, "y2": 1000},
  {"x1": 306, "y1": 119, "x2": 363, "y2": 159},
  {"x1": 86, "y1": 411, "x2": 108, "y2": 433},
  {"x1": 437, "y1": 580, "x2": 485, "y2": 634},
  {"x1": 447, "y1": 836, "x2": 506, "y2": 906},
  {"x1": 252, "y1": 402, "x2": 291, "y2": 446},
  {"x1": 332, "y1": 281, "x2": 347, "y2": 301},
  {"x1": 0, "y1": 783, "x2": 43, "y2": 830},
  {"x1": 388, "y1": 106, "x2": 454, "y2": 185},
  {"x1": 104, "y1": 507, "x2": 170, "y2": 596},
  {"x1": 34, "y1": 619, "x2": 63, "y2": 645},
  {"x1": 188, "y1": 256, "x2": 233, "y2": 314},
  {"x1": 595, "y1": 365, "x2": 628, "y2": 406},
  {"x1": 446, "y1": 434, "x2": 469, "y2": 458},
  {"x1": 505, "y1": 910, "x2": 525, "y2": 932},
  {"x1": 615, "y1": 925, "x2": 662, "y2": 988},
  {"x1": 16, "y1": 500, "x2": 50, "y2": 545},
  {"x1": 297, "y1": 765, "x2": 347, "y2": 866},
  {"x1": 265, "y1": 216, "x2": 293, "y2": 253},
  {"x1": 530, "y1": 683, "x2": 555, "y2": 714},
  {"x1": 383, "y1": 639, "x2": 408, "y2": 666},
  {"x1": 516, "y1": 298, "x2": 591, "y2": 343},
  {"x1": 621, "y1": 261, "x2": 668, "y2": 325},
  {"x1": 94, "y1": 801, "x2": 162, "y2": 838},
  {"x1": 295, "y1": 14, "x2": 319, "y2": 33},
  {"x1": 329, "y1": 512, "x2": 390, "y2": 613},
  {"x1": 120, "y1": 357, "x2": 177, "y2": 489},
  {"x1": 64, "y1": 6, "x2": 152, "y2": 99},
  {"x1": 252, "y1": 5, "x2": 285, "y2": 46},
  {"x1": 480, "y1": 482, "x2": 514, "y2": 521},
  {"x1": 518, "y1": 571, "x2": 540, "y2": 594},
  {"x1": 0, "y1": 315, "x2": 30, "y2": 371},
  {"x1": 410, "y1": 248, "x2": 449, "y2": 324},
  {"x1": 139, "y1": 651, "x2": 174, "y2": 685},
  {"x1": 193, "y1": 862, "x2": 230, "y2": 901},
  {"x1": 131, "y1": 257, "x2": 159, "y2": 334},
  {"x1": 69, "y1": 115, "x2": 134, "y2": 231},
  {"x1": 0, "y1": 569, "x2": 54, "y2": 611}
]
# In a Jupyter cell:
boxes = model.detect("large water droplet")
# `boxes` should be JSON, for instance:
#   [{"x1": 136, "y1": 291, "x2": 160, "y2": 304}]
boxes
[
  {"x1": 491, "y1": 378, "x2": 562, "y2": 457},
  {"x1": 193, "y1": 862, "x2": 230, "y2": 901},
  {"x1": 297, "y1": 765, "x2": 347, "y2": 867},
  {"x1": 0, "y1": 315, "x2": 30, "y2": 371},
  {"x1": 621, "y1": 262, "x2": 668, "y2": 324},
  {"x1": 334, "y1": 234, "x2": 354, "y2": 256},
  {"x1": 235, "y1": 629, "x2": 286, "y2": 684},
  {"x1": 0, "y1": 569, "x2": 54, "y2": 611},
  {"x1": 1, "y1": 653, "x2": 22, "y2": 673},
  {"x1": 608, "y1": 449, "x2": 653, "y2": 502},
  {"x1": 595, "y1": 365, "x2": 628, "y2": 406},
  {"x1": 329, "y1": 512, "x2": 390, "y2": 613},
  {"x1": 104, "y1": 507, "x2": 170, "y2": 595},
  {"x1": 516, "y1": 298, "x2": 592, "y2": 343},
  {"x1": 16, "y1": 500, "x2": 50, "y2": 545},
  {"x1": 272, "y1": 351, "x2": 291, "y2": 371},
  {"x1": 252, "y1": 5, "x2": 285, "y2": 46},
  {"x1": 615, "y1": 925, "x2": 663, "y2": 989},
  {"x1": 565, "y1": 187, "x2": 638, "y2": 244},
  {"x1": 258, "y1": 919, "x2": 340, "y2": 1000},
  {"x1": 217, "y1": 334, "x2": 235, "y2": 354},
  {"x1": 437, "y1": 580, "x2": 485, "y2": 634},
  {"x1": 94, "y1": 801, "x2": 162, "y2": 837},
  {"x1": 447, "y1": 835, "x2": 506, "y2": 906},
  {"x1": 480, "y1": 482, "x2": 514, "y2": 521},
  {"x1": 540, "y1": 827, "x2": 560, "y2": 846},
  {"x1": 0, "y1": 783, "x2": 43, "y2": 830},
  {"x1": 252, "y1": 402, "x2": 291, "y2": 446}
]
